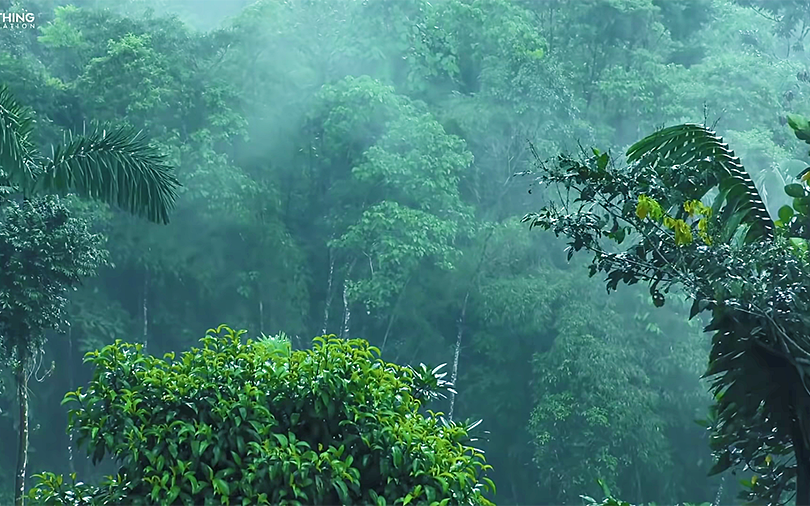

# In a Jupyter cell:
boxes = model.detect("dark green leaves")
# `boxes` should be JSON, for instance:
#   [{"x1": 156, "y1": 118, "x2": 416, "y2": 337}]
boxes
[
  {"x1": 38, "y1": 126, "x2": 180, "y2": 224},
  {"x1": 627, "y1": 124, "x2": 773, "y2": 244},
  {"x1": 788, "y1": 113, "x2": 810, "y2": 145},
  {"x1": 0, "y1": 85, "x2": 37, "y2": 194},
  {"x1": 778, "y1": 204, "x2": 794, "y2": 222},
  {"x1": 0, "y1": 197, "x2": 106, "y2": 358},
  {"x1": 651, "y1": 290, "x2": 665, "y2": 307},
  {"x1": 408, "y1": 362, "x2": 456, "y2": 403},
  {"x1": 0, "y1": 86, "x2": 179, "y2": 223},
  {"x1": 689, "y1": 298, "x2": 711, "y2": 320},
  {"x1": 784, "y1": 183, "x2": 807, "y2": 198},
  {"x1": 526, "y1": 120, "x2": 810, "y2": 503}
]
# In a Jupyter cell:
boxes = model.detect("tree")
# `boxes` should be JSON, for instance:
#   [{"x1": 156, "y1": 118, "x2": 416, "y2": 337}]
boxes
[
  {"x1": 0, "y1": 84, "x2": 179, "y2": 506},
  {"x1": 444, "y1": 218, "x2": 714, "y2": 504},
  {"x1": 733, "y1": 0, "x2": 810, "y2": 48},
  {"x1": 28, "y1": 325, "x2": 495, "y2": 506},
  {"x1": 521, "y1": 116, "x2": 810, "y2": 504},
  {"x1": 294, "y1": 76, "x2": 473, "y2": 343}
]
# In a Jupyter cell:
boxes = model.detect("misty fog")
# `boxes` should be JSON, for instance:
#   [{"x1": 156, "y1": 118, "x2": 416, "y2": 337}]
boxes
[{"x1": 1, "y1": 0, "x2": 809, "y2": 504}]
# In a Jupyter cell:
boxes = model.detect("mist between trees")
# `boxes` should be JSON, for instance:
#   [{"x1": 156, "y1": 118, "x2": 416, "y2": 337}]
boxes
[{"x1": 1, "y1": 0, "x2": 810, "y2": 505}]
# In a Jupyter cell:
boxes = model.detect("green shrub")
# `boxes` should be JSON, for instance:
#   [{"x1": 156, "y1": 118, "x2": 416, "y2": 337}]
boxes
[{"x1": 29, "y1": 325, "x2": 494, "y2": 505}]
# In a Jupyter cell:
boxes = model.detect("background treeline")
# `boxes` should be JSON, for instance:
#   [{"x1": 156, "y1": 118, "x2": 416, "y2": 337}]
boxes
[{"x1": 1, "y1": 0, "x2": 809, "y2": 503}]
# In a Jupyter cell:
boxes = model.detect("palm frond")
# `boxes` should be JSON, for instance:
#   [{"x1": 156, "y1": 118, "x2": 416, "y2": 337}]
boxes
[
  {"x1": 627, "y1": 124, "x2": 774, "y2": 244},
  {"x1": 37, "y1": 126, "x2": 180, "y2": 224},
  {"x1": 0, "y1": 84, "x2": 38, "y2": 192}
]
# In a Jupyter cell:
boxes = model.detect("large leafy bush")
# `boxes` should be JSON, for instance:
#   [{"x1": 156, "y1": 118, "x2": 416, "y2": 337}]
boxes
[{"x1": 28, "y1": 325, "x2": 494, "y2": 505}]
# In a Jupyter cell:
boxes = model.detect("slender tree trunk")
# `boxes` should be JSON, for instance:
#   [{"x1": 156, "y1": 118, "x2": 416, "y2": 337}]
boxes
[
  {"x1": 448, "y1": 291, "x2": 468, "y2": 421},
  {"x1": 14, "y1": 345, "x2": 29, "y2": 506},
  {"x1": 142, "y1": 269, "x2": 149, "y2": 353},
  {"x1": 322, "y1": 250, "x2": 334, "y2": 335},
  {"x1": 447, "y1": 226, "x2": 498, "y2": 421},
  {"x1": 341, "y1": 281, "x2": 351, "y2": 339},
  {"x1": 712, "y1": 475, "x2": 725, "y2": 506},
  {"x1": 67, "y1": 324, "x2": 76, "y2": 475},
  {"x1": 258, "y1": 299, "x2": 264, "y2": 335},
  {"x1": 340, "y1": 259, "x2": 356, "y2": 339}
]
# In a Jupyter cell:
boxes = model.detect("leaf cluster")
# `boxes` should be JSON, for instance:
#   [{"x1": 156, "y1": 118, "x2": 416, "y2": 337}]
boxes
[
  {"x1": 0, "y1": 196, "x2": 106, "y2": 358},
  {"x1": 28, "y1": 325, "x2": 494, "y2": 505},
  {"x1": 0, "y1": 84, "x2": 179, "y2": 224}
]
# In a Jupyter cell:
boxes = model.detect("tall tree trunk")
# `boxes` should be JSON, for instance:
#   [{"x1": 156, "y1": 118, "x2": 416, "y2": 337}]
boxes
[
  {"x1": 341, "y1": 280, "x2": 351, "y2": 339},
  {"x1": 448, "y1": 226, "x2": 497, "y2": 421},
  {"x1": 14, "y1": 345, "x2": 30, "y2": 506},
  {"x1": 322, "y1": 249, "x2": 334, "y2": 335},
  {"x1": 258, "y1": 299, "x2": 264, "y2": 335},
  {"x1": 448, "y1": 291, "x2": 468, "y2": 421},
  {"x1": 67, "y1": 324, "x2": 76, "y2": 475},
  {"x1": 712, "y1": 475, "x2": 725, "y2": 506},
  {"x1": 142, "y1": 270, "x2": 149, "y2": 353},
  {"x1": 257, "y1": 276, "x2": 265, "y2": 335},
  {"x1": 340, "y1": 259, "x2": 356, "y2": 339}
]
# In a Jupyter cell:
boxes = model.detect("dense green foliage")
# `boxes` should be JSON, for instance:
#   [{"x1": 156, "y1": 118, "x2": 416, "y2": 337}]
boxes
[
  {"x1": 0, "y1": 196, "x2": 104, "y2": 359},
  {"x1": 2, "y1": 0, "x2": 810, "y2": 503},
  {"x1": 28, "y1": 325, "x2": 493, "y2": 505},
  {"x1": 522, "y1": 116, "x2": 810, "y2": 503},
  {"x1": 0, "y1": 79, "x2": 178, "y2": 504}
]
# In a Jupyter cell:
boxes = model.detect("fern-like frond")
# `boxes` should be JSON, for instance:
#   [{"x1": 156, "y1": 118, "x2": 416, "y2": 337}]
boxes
[
  {"x1": 627, "y1": 123, "x2": 774, "y2": 244},
  {"x1": 0, "y1": 84, "x2": 38, "y2": 192},
  {"x1": 37, "y1": 126, "x2": 180, "y2": 224}
]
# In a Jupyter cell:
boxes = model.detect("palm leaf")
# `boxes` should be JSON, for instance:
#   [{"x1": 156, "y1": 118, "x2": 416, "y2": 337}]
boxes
[
  {"x1": 0, "y1": 84, "x2": 38, "y2": 192},
  {"x1": 37, "y1": 126, "x2": 180, "y2": 224},
  {"x1": 627, "y1": 124, "x2": 774, "y2": 244}
]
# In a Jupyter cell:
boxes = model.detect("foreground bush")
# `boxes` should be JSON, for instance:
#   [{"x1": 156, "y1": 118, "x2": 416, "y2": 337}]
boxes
[{"x1": 29, "y1": 325, "x2": 494, "y2": 505}]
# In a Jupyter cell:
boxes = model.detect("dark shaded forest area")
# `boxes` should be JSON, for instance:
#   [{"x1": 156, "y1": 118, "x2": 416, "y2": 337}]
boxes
[{"x1": 2, "y1": 0, "x2": 810, "y2": 504}]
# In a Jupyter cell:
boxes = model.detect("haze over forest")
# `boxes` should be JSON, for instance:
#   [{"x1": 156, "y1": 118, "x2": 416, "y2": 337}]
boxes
[{"x1": 1, "y1": 0, "x2": 810, "y2": 504}]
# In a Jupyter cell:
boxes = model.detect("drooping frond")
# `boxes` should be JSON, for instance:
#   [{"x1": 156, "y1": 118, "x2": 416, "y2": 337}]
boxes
[
  {"x1": 627, "y1": 124, "x2": 774, "y2": 244},
  {"x1": 37, "y1": 126, "x2": 180, "y2": 224},
  {"x1": 0, "y1": 85, "x2": 38, "y2": 191}
]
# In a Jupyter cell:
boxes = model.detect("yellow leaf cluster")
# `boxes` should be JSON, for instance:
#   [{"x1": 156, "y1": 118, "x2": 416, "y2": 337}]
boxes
[{"x1": 635, "y1": 196, "x2": 713, "y2": 246}]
